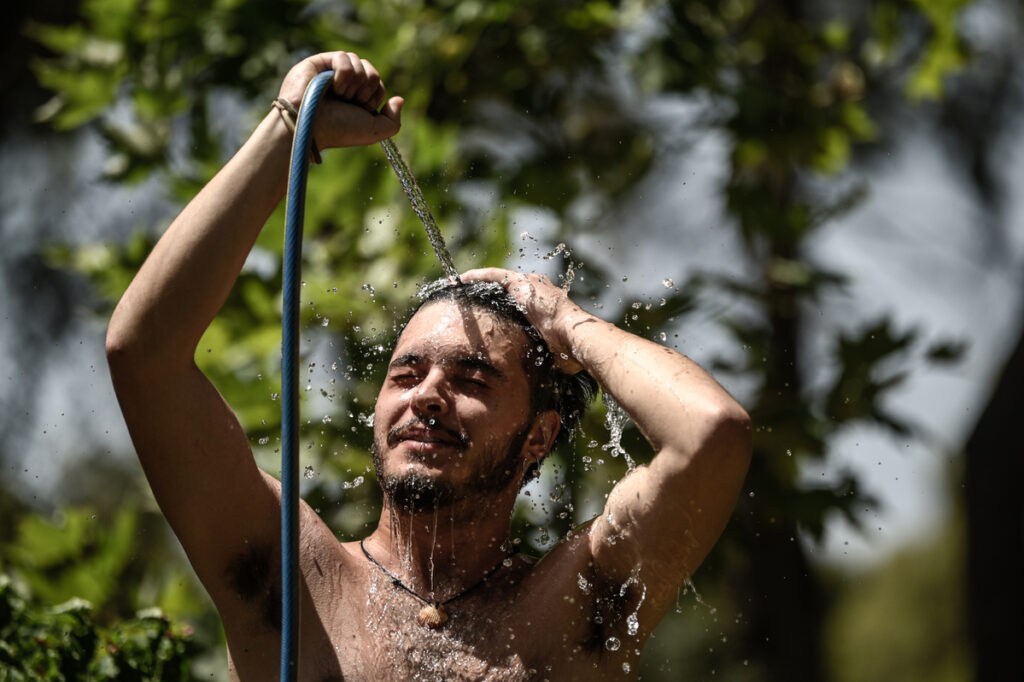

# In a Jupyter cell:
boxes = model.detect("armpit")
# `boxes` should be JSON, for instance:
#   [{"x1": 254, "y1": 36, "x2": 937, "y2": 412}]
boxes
[{"x1": 224, "y1": 543, "x2": 282, "y2": 631}]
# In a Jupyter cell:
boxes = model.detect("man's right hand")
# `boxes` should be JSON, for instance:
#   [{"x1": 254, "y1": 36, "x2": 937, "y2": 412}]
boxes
[{"x1": 278, "y1": 51, "x2": 403, "y2": 149}]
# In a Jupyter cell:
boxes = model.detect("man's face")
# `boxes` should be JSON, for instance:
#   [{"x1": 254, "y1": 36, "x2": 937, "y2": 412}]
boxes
[{"x1": 371, "y1": 300, "x2": 535, "y2": 511}]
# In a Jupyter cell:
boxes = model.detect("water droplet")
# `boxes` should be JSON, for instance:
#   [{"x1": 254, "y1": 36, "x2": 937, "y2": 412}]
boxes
[
  {"x1": 601, "y1": 394, "x2": 636, "y2": 469},
  {"x1": 622, "y1": 662, "x2": 631, "y2": 673},
  {"x1": 342, "y1": 475, "x2": 364, "y2": 489},
  {"x1": 626, "y1": 612, "x2": 639, "y2": 635},
  {"x1": 605, "y1": 637, "x2": 621, "y2": 651},
  {"x1": 303, "y1": 466, "x2": 315, "y2": 479},
  {"x1": 662, "y1": 278, "x2": 675, "y2": 287},
  {"x1": 258, "y1": 436, "x2": 270, "y2": 445},
  {"x1": 577, "y1": 573, "x2": 591, "y2": 593}
]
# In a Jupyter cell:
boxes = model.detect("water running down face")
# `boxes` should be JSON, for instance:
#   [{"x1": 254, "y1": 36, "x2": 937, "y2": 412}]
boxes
[{"x1": 370, "y1": 299, "x2": 540, "y2": 512}]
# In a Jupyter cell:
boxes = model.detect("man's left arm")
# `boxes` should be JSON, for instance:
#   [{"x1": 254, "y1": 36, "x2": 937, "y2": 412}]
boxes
[{"x1": 464, "y1": 268, "x2": 752, "y2": 630}]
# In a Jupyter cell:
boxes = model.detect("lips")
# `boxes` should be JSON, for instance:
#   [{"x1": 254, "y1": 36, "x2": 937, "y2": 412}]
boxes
[
  {"x1": 387, "y1": 419, "x2": 468, "y2": 451},
  {"x1": 398, "y1": 429, "x2": 457, "y2": 447}
]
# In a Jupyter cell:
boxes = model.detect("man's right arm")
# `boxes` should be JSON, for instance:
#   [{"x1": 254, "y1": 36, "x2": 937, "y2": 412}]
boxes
[{"x1": 105, "y1": 52, "x2": 402, "y2": 604}]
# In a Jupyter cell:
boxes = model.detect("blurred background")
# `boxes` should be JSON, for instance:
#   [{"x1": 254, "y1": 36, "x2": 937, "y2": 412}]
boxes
[{"x1": 1, "y1": 0, "x2": 1021, "y2": 679}]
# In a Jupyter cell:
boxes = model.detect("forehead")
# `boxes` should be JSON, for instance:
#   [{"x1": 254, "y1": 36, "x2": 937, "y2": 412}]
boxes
[{"x1": 393, "y1": 300, "x2": 529, "y2": 371}]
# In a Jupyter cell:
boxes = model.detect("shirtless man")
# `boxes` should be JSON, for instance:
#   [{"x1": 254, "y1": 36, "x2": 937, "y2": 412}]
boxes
[{"x1": 105, "y1": 51, "x2": 751, "y2": 681}]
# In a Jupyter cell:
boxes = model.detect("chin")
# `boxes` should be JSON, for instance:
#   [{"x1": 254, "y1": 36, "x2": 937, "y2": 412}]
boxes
[
  {"x1": 381, "y1": 467, "x2": 457, "y2": 513},
  {"x1": 372, "y1": 442, "x2": 453, "y2": 510}
]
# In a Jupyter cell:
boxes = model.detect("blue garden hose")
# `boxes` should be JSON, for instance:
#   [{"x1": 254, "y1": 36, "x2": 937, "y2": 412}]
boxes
[{"x1": 281, "y1": 69, "x2": 334, "y2": 681}]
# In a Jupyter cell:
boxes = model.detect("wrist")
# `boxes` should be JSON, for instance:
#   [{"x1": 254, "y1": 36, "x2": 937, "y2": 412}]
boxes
[
  {"x1": 269, "y1": 98, "x2": 323, "y2": 164},
  {"x1": 547, "y1": 302, "x2": 595, "y2": 365},
  {"x1": 259, "y1": 107, "x2": 296, "y2": 151}
]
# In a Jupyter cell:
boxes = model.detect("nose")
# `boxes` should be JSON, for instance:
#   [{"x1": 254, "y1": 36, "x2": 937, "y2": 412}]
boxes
[{"x1": 411, "y1": 369, "x2": 450, "y2": 417}]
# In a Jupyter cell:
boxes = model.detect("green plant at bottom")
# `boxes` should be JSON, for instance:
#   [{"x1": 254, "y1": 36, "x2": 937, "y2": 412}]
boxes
[{"x1": 0, "y1": 575, "x2": 197, "y2": 682}]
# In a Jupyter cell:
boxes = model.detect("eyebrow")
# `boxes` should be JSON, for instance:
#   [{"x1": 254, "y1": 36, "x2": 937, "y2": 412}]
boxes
[
  {"x1": 454, "y1": 356, "x2": 507, "y2": 382},
  {"x1": 388, "y1": 352, "x2": 508, "y2": 382},
  {"x1": 388, "y1": 352, "x2": 423, "y2": 371}
]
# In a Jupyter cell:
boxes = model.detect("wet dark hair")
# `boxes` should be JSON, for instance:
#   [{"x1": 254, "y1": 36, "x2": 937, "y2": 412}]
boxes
[{"x1": 407, "y1": 279, "x2": 599, "y2": 482}]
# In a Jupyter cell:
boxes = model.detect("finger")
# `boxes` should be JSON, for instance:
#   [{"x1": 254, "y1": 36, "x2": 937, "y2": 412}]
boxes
[
  {"x1": 461, "y1": 267, "x2": 512, "y2": 283},
  {"x1": 330, "y1": 52, "x2": 358, "y2": 97},
  {"x1": 378, "y1": 96, "x2": 404, "y2": 130},
  {"x1": 342, "y1": 52, "x2": 367, "y2": 99},
  {"x1": 355, "y1": 60, "x2": 384, "y2": 110},
  {"x1": 366, "y1": 97, "x2": 403, "y2": 141},
  {"x1": 305, "y1": 52, "x2": 337, "y2": 74},
  {"x1": 368, "y1": 83, "x2": 388, "y2": 113}
]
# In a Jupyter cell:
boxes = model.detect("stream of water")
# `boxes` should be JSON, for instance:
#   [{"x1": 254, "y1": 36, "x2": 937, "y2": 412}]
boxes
[{"x1": 379, "y1": 138, "x2": 461, "y2": 283}]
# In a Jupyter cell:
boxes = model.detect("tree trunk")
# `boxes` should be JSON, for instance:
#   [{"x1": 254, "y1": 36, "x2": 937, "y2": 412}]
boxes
[{"x1": 964, "y1": 321, "x2": 1024, "y2": 681}]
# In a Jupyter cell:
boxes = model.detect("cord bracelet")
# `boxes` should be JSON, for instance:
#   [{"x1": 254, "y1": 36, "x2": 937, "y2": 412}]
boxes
[{"x1": 272, "y1": 97, "x2": 323, "y2": 164}]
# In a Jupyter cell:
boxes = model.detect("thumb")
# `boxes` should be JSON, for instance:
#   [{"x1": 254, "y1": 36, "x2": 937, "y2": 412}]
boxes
[{"x1": 378, "y1": 96, "x2": 403, "y2": 134}]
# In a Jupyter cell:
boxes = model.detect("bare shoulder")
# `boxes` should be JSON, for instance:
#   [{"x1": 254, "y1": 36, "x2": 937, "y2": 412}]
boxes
[
  {"x1": 508, "y1": 526, "x2": 649, "y2": 677},
  {"x1": 515, "y1": 524, "x2": 631, "y2": 634}
]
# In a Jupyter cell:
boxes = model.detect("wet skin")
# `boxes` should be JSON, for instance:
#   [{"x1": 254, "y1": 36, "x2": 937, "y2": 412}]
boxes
[
  {"x1": 223, "y1": 302, "x2": 646, "y2": 681},
  {"x1": 372, "y1": 299, "x2": 539, "y2": 505},
  {"x1": 105, "y1": 52, "x2": 751, "y2": 680},
  {"x1": 224, "y1": 524, "x2": 649, "y2": 681}
]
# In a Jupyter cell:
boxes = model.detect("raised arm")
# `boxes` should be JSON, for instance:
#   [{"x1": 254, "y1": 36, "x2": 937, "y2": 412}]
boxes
[
  {"x1": 462, "y1": 268, "x2": 751, "y2": 633},
  {"x1": 105, "y1": 52, "x2": 402, "y2": 605}
]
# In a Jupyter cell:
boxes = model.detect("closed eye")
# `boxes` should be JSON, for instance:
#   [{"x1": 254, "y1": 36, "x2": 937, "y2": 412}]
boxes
[
  {"x1": 458, "y1": 375, "x2": 490, "y2": 389},
  {"x1": 390, "y1": 372, "x2": 421, "y2": 386}
]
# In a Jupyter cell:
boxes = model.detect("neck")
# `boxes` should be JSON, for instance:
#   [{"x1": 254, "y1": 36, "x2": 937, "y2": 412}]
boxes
[{"x1": 365, "y1": 488, "x2": 518, "y2": 602}]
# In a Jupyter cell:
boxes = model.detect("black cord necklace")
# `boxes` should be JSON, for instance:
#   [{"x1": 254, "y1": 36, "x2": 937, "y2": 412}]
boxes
[{"x1": 360, "y1": 538, "x2": 511, "y2": 629}]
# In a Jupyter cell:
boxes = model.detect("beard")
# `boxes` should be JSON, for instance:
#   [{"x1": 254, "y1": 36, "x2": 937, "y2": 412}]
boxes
[{"x1": 372, "y1": 418, "x2": 531, "y2": 514}]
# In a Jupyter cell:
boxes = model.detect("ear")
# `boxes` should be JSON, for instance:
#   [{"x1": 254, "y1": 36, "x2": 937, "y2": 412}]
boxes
[{"x1": 522, "y1": 410, "x2": 561, "y2": 467}]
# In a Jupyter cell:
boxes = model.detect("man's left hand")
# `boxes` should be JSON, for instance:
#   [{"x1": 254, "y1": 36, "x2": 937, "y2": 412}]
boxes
[{"x1": 461, "y1": 267, "x2": 589, "y2": 374}]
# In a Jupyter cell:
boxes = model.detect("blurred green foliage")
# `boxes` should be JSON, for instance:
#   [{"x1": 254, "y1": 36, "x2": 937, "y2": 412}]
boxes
[
  {"x1": 0, "y1": 574, "x2": 198, "y2": 681},
  {"x1": 0, "y1": 502, "x2": 222, "y2": 679},
  {"x1": 19, "y1": 0, "x2": 977, "y2": 679}
]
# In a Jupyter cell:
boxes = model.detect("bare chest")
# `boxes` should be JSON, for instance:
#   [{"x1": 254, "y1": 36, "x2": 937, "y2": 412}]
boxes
[
  {"x1": 226, "y1": 549, "x2": 639, "y2": 682},
  {"x1": 313, "y1": 571, "x2": 616, "y2": 682}
]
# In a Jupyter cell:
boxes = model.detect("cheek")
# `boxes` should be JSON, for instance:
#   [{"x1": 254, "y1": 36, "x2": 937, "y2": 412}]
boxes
[
  {"x1": 465, "y1": 396, "x2": 528, "y2": 433},
  {"x1": 373, "y1": 390, "x2": 404, "y2": 432}
]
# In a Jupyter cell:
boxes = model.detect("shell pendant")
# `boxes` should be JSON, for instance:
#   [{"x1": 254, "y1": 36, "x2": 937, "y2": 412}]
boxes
[{"x1": 417, "y1": 603, "x2": 448, "y2": 629}]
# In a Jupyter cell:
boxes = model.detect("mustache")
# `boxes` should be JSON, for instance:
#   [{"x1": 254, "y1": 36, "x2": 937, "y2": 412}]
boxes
[{"x1": 386, "y1": 417, "x2": 470, "y2": 449}]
